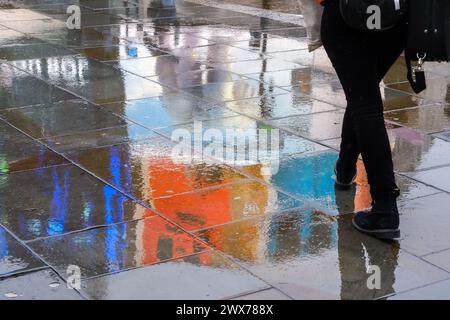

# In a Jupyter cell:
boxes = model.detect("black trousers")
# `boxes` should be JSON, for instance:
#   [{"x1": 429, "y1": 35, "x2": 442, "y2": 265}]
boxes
[{"x1": 321, "y1": 0, "x2": 407, "y2": 200}]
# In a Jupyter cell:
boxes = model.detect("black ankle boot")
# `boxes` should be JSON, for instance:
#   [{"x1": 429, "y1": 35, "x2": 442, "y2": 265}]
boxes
[
  {"x1": 352, "y1": 190, "x2": 401, "y2": 240},
  {"x1": 334, "y1": 160, "x2": 357, "y2": 190}
]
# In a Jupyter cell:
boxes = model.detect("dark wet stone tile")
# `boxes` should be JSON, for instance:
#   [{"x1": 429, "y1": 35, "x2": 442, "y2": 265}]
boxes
[
  {"x1": 434, "y1": 129, "x2": 450, "y2": 142},
  {"x1": 207, "y1": 16, "x2": 300, "y2": 30},
  {"x1": 0, "y1": 165, "x2": 155, "y2": 241},
  {"x1": 0, "y1": 43, "x2": 74, "y2": 61},
  {"x1": 0, "y1": 29, "x2": 44, "y2": 47},
  {"x1": 82, "y1": 0, "x2": 139, "y2": 9},
  {"x1": 74, "y1": 12, "x2": 126, "y2": 28},
  {"x1": 158, "y1": 120, "x2": 330, "y2": 181},
  {"x1": 102, "y1": 95, "x2": 239, "y2": 129},
  {"x1": 35, "y1": 27, "x2": 128, "y2": 48},
  {"x1": 1, "y1": 18, "x2": 68, "y2": 34},
  {"x1": 232, "y1": 288, "x2": 291, "y2": 300},
  {"x1": 14, "y1": 2, "x2": 92, "y2": 13},
  {"x1": 121, "y1": 31, "x2": 214, "y2": 52},
  {"x1": 224, "y1": 93, "x2": 337, "y2": 120},
  {"x1": 268, "y1": 111, "x2": 344, "y2": 141},
  {"x1": 265, "y1": 27, "x2": 307, "y2": 38},
  {"x1": 110, "y1": 55, "x2": 207, "y2": 78},
  {"x1": 389, "y1": 280, "x2": 450, "y2": 300},
  {"x1": 405, "y1": 165, "x2": 450, "y2": 192},
  {"x1": 224, "y1": 0, "x2": 301, "y2": 13},
  {"x1": 65, "y1": 136, "x2": 248, "y2": 203},
  {"x1": 139, "y1": 16, "x2": 216, "y2": 28},
  {"x1": 0, "y1": 269, "x2": 83, "y2": 300},
  {"x1": 268, "y1": 49, "x2": 314, "y2": 66},
  {"x1": 211, "y1": 59, "x2": 303, "y2": 75},
  {"x1": 175, "y1": 6, "x2": 246, "y2": 20},
  {"x1": 12, "y1": 56, "x2": 173, "y2": 104},
  {"x1": 41, "y1": 123, "x2": 158, "y2": 153},
  {"x1": 388, "y1": 127, "x2": 450, "y2": 172},
  {"x1": 0, "y1": 121, "x2": 68, "y2": 173},
  {"x1": 397, "y1": 193, "x2": 450, "y2": 256},
  {"x1": 97, "y1": 6, "x2": 183, "y2": 20},
  {"x1": 386, "y1": 76, "x2": 450, "y2": 105},
  {"x1": 289, "y1": 81, "x2": 346, "y2": 107},
  {"x1": 382, "y1": 56, "x2": 408, "y2": 84},
  {"x1": 75, "y1": 45, "x2": 167, "y2": 62},
  {"x1": 148, "y1": 69, "x2": 243, "y2": 88},
  {"x1": 196, "y1": 210, "x2": 448, "y2": 299},
  {"x1": 0, "y1": 100, "x2": 126, "y2": 139},
  {"x1": 385, "y1": 104, "x2": 450, "y2": 134},
  {"x1": 0, "y1": 9, "x2": 55, "y2": 22},
  {"x1": 171, "y1": 44, "x2": 261, "y2": 63},
  {"x1": 0, "y1": 226, "x2": 44, "y2": 277},
  {"x1": 232, "y1": 36, "x2": 308, "y2": 53},
  {"x1": 28, "y1": 216, "x2": 209, "y2": 279},
  {"x1": 180, "y1": 79, "x2": 288, "y2": 102},
  {"x1": 380, "y1": 87, "x2": 435, "y2": 111},
  {"x1": 245, "y1": 68, "x2": 339, "y2": 88},
  {"x1": 152, "y1": 180, "x2": 303, "y2": 232},
  {"x1": 423, "y1": 249, "x2": 450, "y2": 273},
  {"x1": 158, "y1": 118, "x2": 328, "y2": 165},
  {"x1": 185, "y1": 25, "x2": 266, "y2": 43},
  {"x1": 0, "y1": 63, "x2": 77, "y2": 109},
  {"x1": 81, "y1": 251, "x2": 268, "y2": 299}
]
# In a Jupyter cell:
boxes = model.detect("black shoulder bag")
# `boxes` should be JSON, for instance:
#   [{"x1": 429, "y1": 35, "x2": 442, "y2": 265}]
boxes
[
  {"x1": 405, "y1": 0, "x2": 450, "y2": 93},
  {"x1": 339, "y1": 0, "x2": 408, "y2": 32}
]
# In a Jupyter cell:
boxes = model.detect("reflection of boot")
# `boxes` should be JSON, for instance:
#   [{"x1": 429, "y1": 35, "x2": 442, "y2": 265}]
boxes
[
  {"x1": 334, "y1": 185, "x2": 356, "y2": 215},
  {"x1": 334, "y1": 159, "x2": 357, "y2": 190},
  {"x1": 352, "y1": 189, "x2": 401, "y2": 240}
]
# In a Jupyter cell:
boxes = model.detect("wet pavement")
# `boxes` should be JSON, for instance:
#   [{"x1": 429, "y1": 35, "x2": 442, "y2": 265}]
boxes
[{"x1": 0, "y1": 0, "x2": 450, "y2": 300}]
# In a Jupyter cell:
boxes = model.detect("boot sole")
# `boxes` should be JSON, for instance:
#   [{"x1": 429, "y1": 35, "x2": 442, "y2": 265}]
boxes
[{"x1": 352, "y1": 218, "x2": 400, "y2": 240}]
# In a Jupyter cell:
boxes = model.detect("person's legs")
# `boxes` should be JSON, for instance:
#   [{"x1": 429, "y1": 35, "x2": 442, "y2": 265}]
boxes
[
  {"x1": 321, "y1": 1, "x2": 406, "y2": 239},
  {"x1": 335, "y1": 19, "x2": 408, "y2": 190}
]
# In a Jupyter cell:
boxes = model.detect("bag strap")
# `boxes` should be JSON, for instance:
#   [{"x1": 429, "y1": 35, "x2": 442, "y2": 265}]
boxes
[{"x1": 405, "y1": 55, "x2": 427, "y2": 94}]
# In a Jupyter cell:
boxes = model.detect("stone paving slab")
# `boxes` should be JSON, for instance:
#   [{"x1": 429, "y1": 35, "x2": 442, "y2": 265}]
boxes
[
  {"x1": 405, "y1": 166, "x2": 450, "y2": 193},
  {"x1": 0, "y1": 226, "x2": 44, "y2": 277},
  {"x1": 0, "y1": 165, "x2": 155, "y2": 241},
  {"x1": 0, "y1": 269, "x2": 83, "y2": 300},
  {"x1": 0, "y1": 121, "x2": 68, "y2": 173},
  {"x1": 196, "y1": 210, "x2": 450, "y2": 300},
  {"x1": 396, "y1": 193, "x2": 450, "y2": 256},
  {"x1": 0, "y1": 63, "x2": 77, "y2": 109},
  {"x1": 11, "y1": 55, "x2": 175, "y2": 104},
  {"x1": 231, "y1": 288, "x2": 291, "y2": 300},
  {"x1": 388, "y1": 279, "x2": 450, "y2": 300},
  {"x1": 0, "y1": 100, "x2": 127, "y2": 139},
  {"x1": 80, "y1": 250, "x2": 269, "y2": 300},
  {"x1": 28, "y1": 215, "x2": 209, "y2": 279}
]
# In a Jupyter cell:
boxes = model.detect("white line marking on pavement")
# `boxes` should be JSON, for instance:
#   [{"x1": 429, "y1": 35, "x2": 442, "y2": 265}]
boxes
[{"x1": 185, "y1": 0, "x2": 305, "y2": 26}]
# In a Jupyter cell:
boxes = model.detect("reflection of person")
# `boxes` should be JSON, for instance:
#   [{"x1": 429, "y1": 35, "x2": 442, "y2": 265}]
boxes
[
  {"x1": 320, "y1": 0, "x2": 407, "y2": 239},
  {"x1": 337, "y1": 214, "x2": 399, "y2": 300}
]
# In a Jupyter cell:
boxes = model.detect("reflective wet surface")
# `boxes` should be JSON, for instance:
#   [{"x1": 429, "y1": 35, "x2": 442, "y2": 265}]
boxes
[
  {"x1": 0, "y1": 226, "x2": 44, "y2": 277},
  {"x1": 1, "y1": 0, "x2": 450, "y2": 300},
  {"x1": 0, "y1": 269, "x2": 83, "y2": 300},
  {"x1": 196, "y1": 210, "x2": 449, "y2": 299}
]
